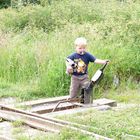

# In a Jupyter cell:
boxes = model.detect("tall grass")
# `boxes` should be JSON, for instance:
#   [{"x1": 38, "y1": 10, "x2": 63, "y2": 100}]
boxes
[{"x1": 0, "y1": 0, "x2": 140, "y2": 99}]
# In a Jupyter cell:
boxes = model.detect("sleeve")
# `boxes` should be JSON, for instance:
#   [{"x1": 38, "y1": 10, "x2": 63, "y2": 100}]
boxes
[
  {"x1": 87, "y1": 52, "x2": 96, "y2": 62},
  {"x1": 67, "y1": 53, "x2": 75, "y2": 61}
]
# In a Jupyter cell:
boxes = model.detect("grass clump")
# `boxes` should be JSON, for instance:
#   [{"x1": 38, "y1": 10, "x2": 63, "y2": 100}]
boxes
[
  {"x1": 57, "y1": 107, "x2": 140, "y2": 139},
  {"x1": 12, "y1": 120, "x2": 24, "y2": 127},
  {"x1": 0, "y1": 0, "x2": 140, "y2": 99}
]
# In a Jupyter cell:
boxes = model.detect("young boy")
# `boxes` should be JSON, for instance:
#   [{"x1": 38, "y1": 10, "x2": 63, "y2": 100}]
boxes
[{"x1": 66, "y1": 37, "x2": 109, "y2": 104}]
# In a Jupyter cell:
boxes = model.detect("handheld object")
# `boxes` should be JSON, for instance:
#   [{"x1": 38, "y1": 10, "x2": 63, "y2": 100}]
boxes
[
  {"x1": 66, "y1": 58, "x2": 77, "y2": 68},
  {"x1": 91, "y1": 62, "x2": 108, "y2": 83},
  {"x1": 81, "y1": 62, "x2": 109, "y2": 104},
  {"x1": 66, "y1": 58, "x2": 77, "y2": 74}
]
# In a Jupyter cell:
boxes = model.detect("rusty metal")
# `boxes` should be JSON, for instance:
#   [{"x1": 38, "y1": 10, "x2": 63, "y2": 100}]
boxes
[
  {"x1": 52, "y1": 97, "x2": 80, "y2": 112},
  {"x1": 0, "y1": 105, "x2": 113, "y2": 140},
  {"x1": 32, "y1": 104, "x2": 80, "y2": 114},
  {"x1": 28, "y1": 97, "x2": 81, "y2": 114},
  {"x1": 20, "y1": 95, "x2": 70, "y2": 107},
  {"x1": 0, "y1": 97, "x2": 117, "y2": 140}
]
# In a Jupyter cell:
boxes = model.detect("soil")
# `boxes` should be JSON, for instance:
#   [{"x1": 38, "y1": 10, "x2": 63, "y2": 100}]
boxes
[{"x1": 0, "y1": 121, "x2": 49, "y2": 140}]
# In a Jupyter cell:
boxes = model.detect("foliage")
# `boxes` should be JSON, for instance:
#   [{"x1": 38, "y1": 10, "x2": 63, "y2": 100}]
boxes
[
  {"x1": 0, "y1": 0, "x2": 140, "y2": 98},
  {"x1": 0, "y1": 0, "x2": 11, "y2": 8},
  {"x1": 58, "y1": 107, "x2": 140, "y2": 139}
]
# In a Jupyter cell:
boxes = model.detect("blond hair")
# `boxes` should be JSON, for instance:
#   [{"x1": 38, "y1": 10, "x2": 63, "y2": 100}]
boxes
[{"x1": 74, "y1": 37, "x2": 87, "y2": 46}]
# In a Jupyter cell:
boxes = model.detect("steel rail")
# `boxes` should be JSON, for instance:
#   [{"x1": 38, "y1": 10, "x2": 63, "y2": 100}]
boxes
[
  {"x1": 32, "y1": 104, "x2": 80, "y2": 114},
  {"x1": 31, "y1": 97, "x2": 81, "y2": 114},
  {"x1": 52, "y1": 97, "x2": 80, "y2": 112},
  {"x1": 19, "y1": 95, "x2": 70, "y2": 107},
  {"x1": 0, "y1": 104, "x2": 113, "y2": 140}
]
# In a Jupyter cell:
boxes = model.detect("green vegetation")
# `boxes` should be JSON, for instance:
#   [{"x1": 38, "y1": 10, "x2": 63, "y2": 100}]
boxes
[
  {"x1": 0, "y1": 0, "x2": 139, "y2": 101},
  {"x1": 11, "y1": 106, "x2": 140, "y2": 140},
  {"x1": 57, "y1": 107, "x2": 140, "y2": 140},
  {"x1": 14, "y1": 131, "x2": 92, "y2": 140},
  {"x1": 0, "y1": 1, "x2": 139, "y2": 139},
  {"x1": 12, "y1": 120, "x2": 24, "y2": 127}
]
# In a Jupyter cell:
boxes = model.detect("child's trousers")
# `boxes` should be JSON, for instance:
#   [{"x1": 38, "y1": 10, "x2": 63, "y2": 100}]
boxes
[{"x1": 69, "y1": 74, "x2": 92, "y2": 104}]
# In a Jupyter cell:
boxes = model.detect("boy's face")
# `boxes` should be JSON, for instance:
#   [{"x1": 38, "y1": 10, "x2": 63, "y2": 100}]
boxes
[{"x1": 75, "y1": 45, "x2": 86, "y2": 55}]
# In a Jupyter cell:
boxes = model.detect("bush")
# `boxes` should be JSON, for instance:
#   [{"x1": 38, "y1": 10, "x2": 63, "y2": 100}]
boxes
[{"x1": 0, "y1": 0, "x2": 140, "y2": 98}]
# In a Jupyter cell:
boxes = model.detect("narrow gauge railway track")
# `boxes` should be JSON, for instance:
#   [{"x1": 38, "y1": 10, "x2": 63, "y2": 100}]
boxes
[
  {"x1": 30, "y1": 97, "x2": 83, "y2": 114},
  {"x1": 19, "y1": 96, "x2": 70, "y2": 107},
  {"x1": 0, "y1": 104, "x2": 113, "y2": 140},
  {"x1": 20, "y1": 96, "x2": 116, "y2": 114}
]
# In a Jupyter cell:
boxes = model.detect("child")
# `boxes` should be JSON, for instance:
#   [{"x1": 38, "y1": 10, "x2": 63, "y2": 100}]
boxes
[{"x1": 66, "y1": 37, "x2": 109, "y2": 104}]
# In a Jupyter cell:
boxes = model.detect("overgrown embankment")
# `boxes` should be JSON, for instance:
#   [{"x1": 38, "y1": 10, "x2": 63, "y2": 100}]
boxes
[{"x1": 0, "y1": 0, "x2": 140, "y2": 100}]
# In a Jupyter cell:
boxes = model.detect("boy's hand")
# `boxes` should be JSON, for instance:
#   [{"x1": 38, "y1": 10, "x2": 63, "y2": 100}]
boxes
[
  {"x1": 95, "y1": 59, "x2": 110, "y2": 64},
  {"x1": 66, "y1": 66, "x2": 73, "y2": 74},
  {"x1": 105, "y1": 60, "x2": 110, "y2": 64}
]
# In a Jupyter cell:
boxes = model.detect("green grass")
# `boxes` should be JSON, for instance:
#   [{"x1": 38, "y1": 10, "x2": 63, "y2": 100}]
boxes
[
  {"x1": 0, "y1": 1, "x2": 140, "y2": 139},
  {"x1": 57, "y1": 106, "x2": 140, "y2": 140},
  {"x1": 0, "y1": 79, "x2": 43, "y2": 101},
  {"x1": 105, "y1": 87, "x2": 140, "y2": 104},
  {"x1": 0, "y1": 0, "x2": 140, "y2": 99},
  {"x1": 12, "y1": 105, "x2": 138, "y2": 140}
]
